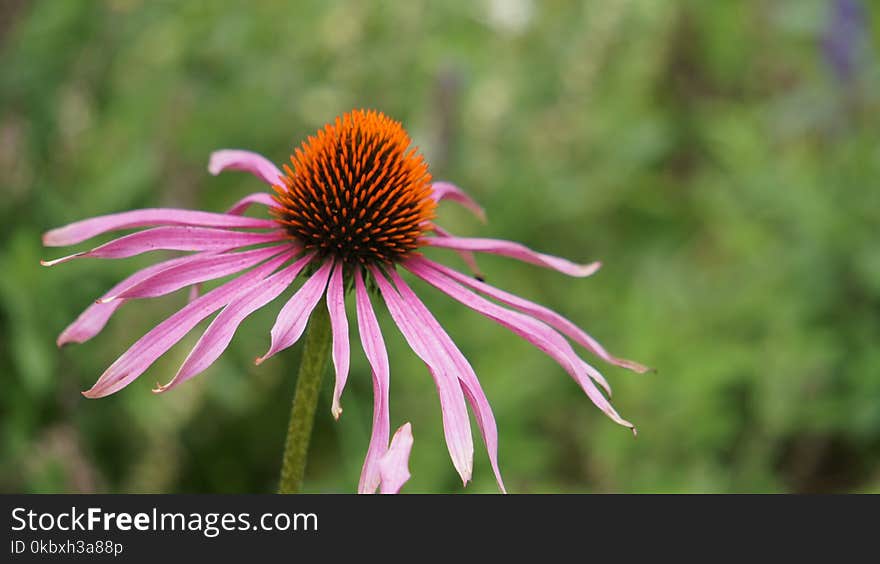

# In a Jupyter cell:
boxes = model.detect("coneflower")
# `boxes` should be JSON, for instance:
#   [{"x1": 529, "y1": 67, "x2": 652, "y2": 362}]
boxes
[{"x1": 43, "y1": 109, "x2": 646, "y2": 493}]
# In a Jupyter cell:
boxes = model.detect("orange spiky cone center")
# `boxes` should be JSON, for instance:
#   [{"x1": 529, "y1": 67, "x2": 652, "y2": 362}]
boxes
[{"x1": 272, "y1": 110, "x2": 436, "y2": 265}]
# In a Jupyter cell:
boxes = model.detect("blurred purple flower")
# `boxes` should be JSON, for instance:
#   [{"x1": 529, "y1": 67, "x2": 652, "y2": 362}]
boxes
[{"x1": 822, "y1": 0, "x2": 867, "y2": 82}]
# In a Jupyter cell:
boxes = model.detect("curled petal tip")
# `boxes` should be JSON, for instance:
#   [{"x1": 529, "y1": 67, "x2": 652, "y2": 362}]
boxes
[
  {"x1": 40, "y1": 253, "x2": 83, "y2": 267},
  {"x1": 97, "y1": 296, "x2": 116, "y2": 304},
  {"x1": 581, "y1": 261, "x2": 602, "y2": 276},
  {"x1": 254, "y1": 350, "x2": 276, "y2": 365},
  {"x1": 431, "y1": 181, "x2": 487, "y2": 223},
  {"x1": 256, "y1": 342, "x2": 285, "y2": 366},
  {"x1": 207, "y1": 149, "x2": 283, "y2": 186},
  {"x1": 331, "y1": 402, "x2": 342, "y2": 420},
  {"x1": 617, "y1": 358, "x2": 651, "y2": 374},
  {"x1": 378, "y1": 423, "x2": 415, "y2": 494},
  {"x1": 207, "y1": 153, "x2": 223, "y2": 176},
  {"x1": 631, "y1": 426, "x2": 638, "y2": 438},
  {"x1": 81, "y1": 388, "x2": 102, "y2": 399},
  {"x1": 460, "y1": 462, "x2": 473, "y2": 487}
]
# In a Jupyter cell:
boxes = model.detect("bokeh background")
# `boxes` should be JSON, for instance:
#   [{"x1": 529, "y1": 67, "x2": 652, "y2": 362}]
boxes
[{"x1": 1, "y1": 0, "x2": 878, "y2": 493}]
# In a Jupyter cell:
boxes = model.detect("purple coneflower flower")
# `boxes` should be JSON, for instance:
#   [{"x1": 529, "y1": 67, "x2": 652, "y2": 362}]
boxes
[{"x1": 43, "y1": 109, "x2": 646, "y2": 492}]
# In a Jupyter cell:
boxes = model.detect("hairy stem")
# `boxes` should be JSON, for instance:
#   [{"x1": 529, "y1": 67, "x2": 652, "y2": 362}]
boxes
[{"x1": 278, "y1": 300, "x2": 332, "y2": 494}]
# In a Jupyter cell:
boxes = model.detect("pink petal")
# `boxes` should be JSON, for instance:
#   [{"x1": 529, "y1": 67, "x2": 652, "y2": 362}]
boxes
[
  {"x1": 387, "y1": 269, "x2": 506, "y2": 492},
  {"x1": 82, "y1": 251, "x2": 295, "y2": 399},
  {"x1": 59, "y1": 301, "x2": 124, "y2": 348},
  {"x1": 413, "y1": 257, "x2": 648, "y2": 373},
  {"x1": 42, "y1": 209, "x2": 277, "y2": 248},
  {"x1": 370, "y1": 266, "x2": 474, "y2": 486},
  {"x1": 41, "y1": 226, "x2": 286, "y2": 266},
  {"x1": 431, "y1": 182, "x2": 487, "y2": 222},
  {"x1": 327, "y1": 262, "x2": 350, "y2": 419},
  {"x1": 379, "y1": 423, "x2": 414, "y2": 494},
  {"x1": 423, "y1": 235, "x2": 601, "y2": 277},
  {"x1": 432, "y1": 225, "x2": 483, "y2": 279},
  {"x1": 257, "y1": 258, "x2": 334, "y2": 364},
  {"x1": 106, "y1": 245, "x2": 289, "y2": 301},
  {"x1": 155, "y1": 253, "x2": 315, "y2": 393},
  {"x1": 208, "y1": 149, "x2": 284, "y2": 186},
  {"x1": 580, "y1": 359, "x2": 613, "y2": 398},
  {"x1": 355, "y1": 269, "x2": 391, "y2": 494},
  {"x1": 57, "y1": 253, "x2": 203, "y2": 346},
  {"x1": 405, "y1": 260, "x2": 635, "y2": 432},
  {"x1": 225, "y1": 192, "x2": 280, "y2": 215}
]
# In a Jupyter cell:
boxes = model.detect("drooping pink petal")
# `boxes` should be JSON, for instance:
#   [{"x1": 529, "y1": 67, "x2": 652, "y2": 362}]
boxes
[
  {"x1": 82, "y1": 251, "x2": 295, "y2": 399},
  {"x1": 387, "y1": 269, "x2": 506, "y2": 492},
  {"x1": 379, "y1": 423, "x2": 414, "y2": 494},
  {"x1": 327, "y1": 262, "x2": 350, "y2": 419},
  {"x1": 59, "y1": 301, "x2": 123, "y2": 348},
  {"x1": 42, "y1": 209, "x2": 277, "y2": 248},
  {"x1": 41, "y1": 226, "x2": 287, "y2": 266},
  {"x1": 355, "y1": 269, "x2": 391, "y2": 494},
  {"x1": 431, "y1": 182, "x2": 486, "y2": 222},
  {"x1": 412, "y1": 257, "x2": 648, "y2": 373},
  {"x1": 225, "y1": 192, "x2": 279, "y2": 215},
  {"x1": 423, "y1": 235, "x2": 601, "y2": 277},
  {"x1": 208, "y1": 149, "x2": 284, "y2": 186},
  {"x1": 256, "y1": 258, "x2": 334, "y2": 364},
  {"x1": 432, "y1": 225, "x2": 483, "y2": 279},
  {"x1": 106, "y1": 245, "x2": 289, "y2": 301},
  {"x1": 369, "y1": 266, "x2": 474, "y2": 486},
  {"x1": 57, "y1": 253, "x2": 204, "y2": 346},
  {"x1": 155, "y1": 253, "x2": 315, "y2": 393},
  {"x1": 579, "y1": 359, "x2": 613, "y2": 398},
  {"x1": 404, "y1": 260, "x2": 635, "y2": 432}
]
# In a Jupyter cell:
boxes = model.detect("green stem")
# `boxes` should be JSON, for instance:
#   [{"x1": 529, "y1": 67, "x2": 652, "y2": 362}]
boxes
[{"x1": 278, "y1": 299, "x2": 332, "y2": 494}]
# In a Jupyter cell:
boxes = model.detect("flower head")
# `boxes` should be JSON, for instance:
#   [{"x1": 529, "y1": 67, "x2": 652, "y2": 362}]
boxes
[
  {"x1": 274, "y1": 110, "x2": 435, "y2": 265},
  {"x1": 43, "y1": 109, "x2": 646, "y2": 492}
]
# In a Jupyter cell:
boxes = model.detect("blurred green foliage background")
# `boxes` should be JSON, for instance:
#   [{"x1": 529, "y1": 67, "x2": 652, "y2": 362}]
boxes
[{"x1": 1, "y1": 0, "x2": 878, "y2": 493}]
